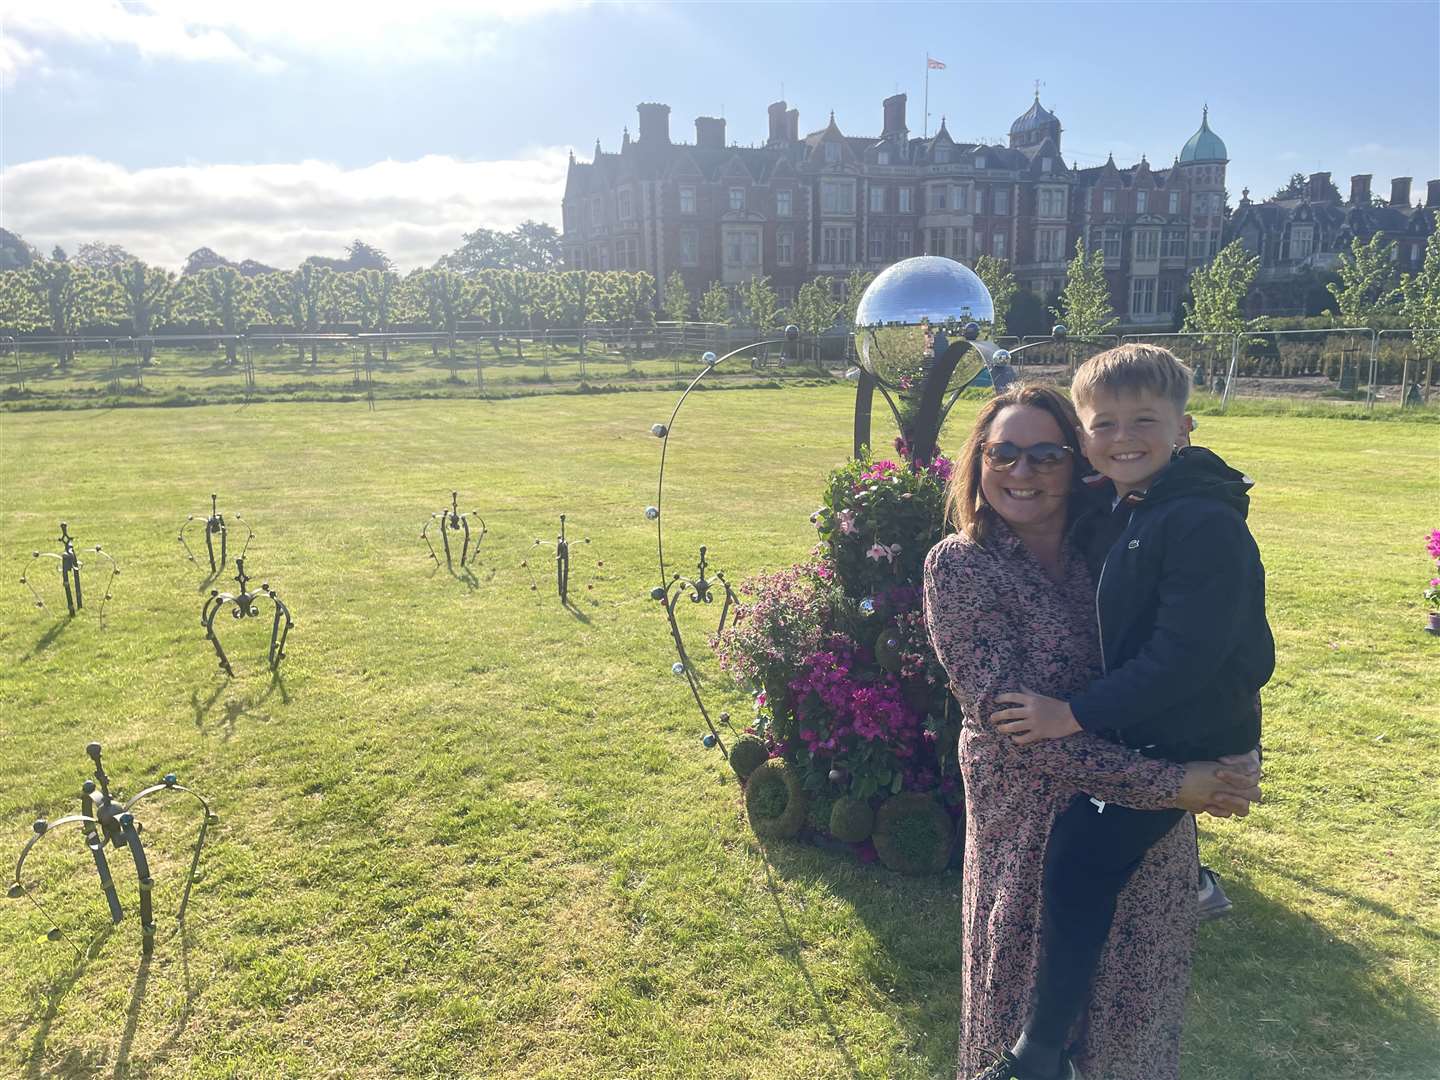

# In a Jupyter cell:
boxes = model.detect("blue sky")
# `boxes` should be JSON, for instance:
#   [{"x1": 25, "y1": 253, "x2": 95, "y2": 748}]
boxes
[{"x1": 3, "y1": 0, "x2": 1437, "y2": 269}]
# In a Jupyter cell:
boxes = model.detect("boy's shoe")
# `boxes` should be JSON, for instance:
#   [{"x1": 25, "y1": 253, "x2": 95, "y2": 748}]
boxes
[
  {"x1": 971, "y1": 1051, "x2": 1084, "y2": 1080},
  {"x1": 1197, "y1": 865, "x2": 1234, "y2": 922}
]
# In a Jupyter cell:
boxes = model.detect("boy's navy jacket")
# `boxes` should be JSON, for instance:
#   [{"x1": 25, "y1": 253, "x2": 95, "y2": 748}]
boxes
[{"x1": 1067, "y1": 446, "x2": 1273, "y2": 760}]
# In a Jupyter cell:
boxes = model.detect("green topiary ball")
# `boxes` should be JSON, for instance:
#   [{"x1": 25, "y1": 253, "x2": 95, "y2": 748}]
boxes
[
  {"x1": 829, "y1": 796, "x2": 875, "y2": 843},
  {"x1": 729, "y1": 735, "x2": 769, "y2": 780},
  {"x1": 745, "y1": 759, "x2": 808, "y2": 840},
  {"x1": 872, "y1": 793, "x2": 954, "y2": 875}
]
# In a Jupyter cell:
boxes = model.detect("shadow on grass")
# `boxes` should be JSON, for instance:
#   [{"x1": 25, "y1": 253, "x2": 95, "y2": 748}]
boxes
[
  {"x1": 191, "y1": 670, "x2": 286, "y2": 737},
  {"x1": 22, "y1": 614, "x2": 72, "y2": 661},
  {"x1": 23, "y1": 925, "x2": 114, "y2": 1078}
]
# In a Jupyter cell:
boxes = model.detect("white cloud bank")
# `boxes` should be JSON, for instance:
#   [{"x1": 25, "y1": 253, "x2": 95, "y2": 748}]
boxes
[
  {"x1": 0, "y1": 0, "x2": 586, "y2": 80},
  {"x1": 1, "y1": 151, "x2": 571, "y2": 271}
]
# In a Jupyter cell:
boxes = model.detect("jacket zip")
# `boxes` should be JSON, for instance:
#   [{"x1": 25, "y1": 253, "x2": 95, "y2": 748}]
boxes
[{"x1": 1094, "y1": 507, "x2": 1137, "y2": 676}]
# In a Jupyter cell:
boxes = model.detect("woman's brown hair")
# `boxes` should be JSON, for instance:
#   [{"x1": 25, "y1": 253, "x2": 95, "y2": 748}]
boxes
[{"x1": 943, "y1": 383, "x2": 1085, "y2": 544}]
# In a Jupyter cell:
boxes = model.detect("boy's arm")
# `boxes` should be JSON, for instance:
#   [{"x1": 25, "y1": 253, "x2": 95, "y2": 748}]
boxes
[{"x1": 1068, "y1": 507, "x2": 1267, "y2": 734}]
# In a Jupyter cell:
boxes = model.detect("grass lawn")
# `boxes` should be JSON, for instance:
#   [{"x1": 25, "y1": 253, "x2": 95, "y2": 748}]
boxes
[{"x1": 0, "y1": 386, "x2": 1435, "y2": 1079}]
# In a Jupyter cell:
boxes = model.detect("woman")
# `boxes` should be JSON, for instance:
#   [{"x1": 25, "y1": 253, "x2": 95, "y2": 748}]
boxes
[{"x1": 922, "y1": 385, "x2": 1260, "y2": 1080}]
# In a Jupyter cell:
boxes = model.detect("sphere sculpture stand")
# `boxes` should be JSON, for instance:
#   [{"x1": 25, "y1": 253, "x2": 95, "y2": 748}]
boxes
[
  {"x1": 8, "y1": 742, "x2": 217, "y2": 958},
  {"x1": 646, "y1": 327, "x2": 801, "y2": 760},
  {"x1": 523, "y1": 514, "x2": 598, "y2": 603},
  {"x1": 202, "y1": 556, "x2": 293, "y2": 677},
  {"x1": 21, "y1": 521, "x2": 119, "y2": 620},
  {"x1": 421, "y1": 491, "x2": 488, "y2": 571},
  {"x1": 178, "y1": 493, "x2": 253, "y2": 574}
]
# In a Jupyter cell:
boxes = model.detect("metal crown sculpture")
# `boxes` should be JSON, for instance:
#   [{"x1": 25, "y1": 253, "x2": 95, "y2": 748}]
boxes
[
  {"x1": 8, "y1": 743, "x2": 216, "y2": 956},
  {"x1": 524, "y1": 514, "x2": 599, "y2": 603},
  {"x1": 202, "y1": 556, "x2": 294, "y2": 677},
  {"x1": 422, "y1": 491, "x2": 487, "y2": 571},
  {"x1": 179, "y1": 493, "x2": 253, "y2": 574},
  {"x1": 21, "y1": 521, "x2": 119, "y2": 619}
]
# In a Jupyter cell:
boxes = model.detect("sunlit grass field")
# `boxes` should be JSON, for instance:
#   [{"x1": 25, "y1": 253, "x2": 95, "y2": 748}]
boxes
[{"x1": 0, "y1": 387, "x2": 1435, "y2": 1078}]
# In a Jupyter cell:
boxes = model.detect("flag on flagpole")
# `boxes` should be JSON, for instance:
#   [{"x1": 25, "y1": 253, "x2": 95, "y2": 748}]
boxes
[{"x1": 927, "y1": 57, "x2": 946, "y2": 69}]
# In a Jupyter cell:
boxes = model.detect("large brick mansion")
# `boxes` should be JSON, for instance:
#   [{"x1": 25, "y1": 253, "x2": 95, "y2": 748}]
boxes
[{"x1": 561, "y1": 93, "x2": 1232, "y2": 325}]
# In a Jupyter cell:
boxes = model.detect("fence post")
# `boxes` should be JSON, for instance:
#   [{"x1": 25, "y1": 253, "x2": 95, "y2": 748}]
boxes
[
  {"x1": 1366, "y1": 329, "x2": 1379, "y2": 411},
  {"x1": 1219, "y1": 333, "x2": 1240, "y2": 412}
]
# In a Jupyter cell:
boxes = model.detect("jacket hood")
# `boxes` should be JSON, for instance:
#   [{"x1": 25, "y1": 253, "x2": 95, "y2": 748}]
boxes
[{"x1": 1142, "y1": 446, "x2": 1253, "y2": 516}]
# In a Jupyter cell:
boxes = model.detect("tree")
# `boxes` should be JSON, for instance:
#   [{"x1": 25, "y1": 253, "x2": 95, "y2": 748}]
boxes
[
  {"x1": 792, "y1": 276, "x2": 841, "y2": 364},
  {"x1": 262, "y1": 265, "x2": 338, "y2": 364},
  {"x1": 1006, "y1": 288, "x2": 1049, "y2": 338},
  {"x1": 111, "y1": 260, "x2": 177, "y2": 363},
  {"x1": 344, "y1": 269, "x2": 405, "y2": 361},
  {"x1": 839, "y1": 269, "x2": 876, "y2": 329},
  {"x1": 177, "y1": 265, "x2": 253, "y2": 362},
  {"x1": 973, "y1": 255, "x2": 1018, "y2": 337},
  {"x1": 7, "y1": 259, "x2": 110, "y2": 365},
  {"x1": 662, "y1": 271, "x2": 691, "y2": 325},
  {"x1": 436, "y1": 220, "x2": 562, "y2": 273},
  {"x1": 697, "y1": 281, "x2": 730, "y2": 325},
  {"x1": 1, "y1": 229, "x2": 39, "y2": 272},
  {"x1": 737, "y1": 275, "x2": 779, "y2": 330},
  {"x1": 345, "y1": 239, "x2": 393, "y2": 271},
  {"x1": 1051, "y1": 236, "x2": 1117, "y2": 337},
  {"x1": 1400, "y1": 211, "x2": 1440, "y2": 373},
  {"x1": 1183, "y1": 240, "x2": 1262, "y2": 338},
  {"x1": 1326, "y1": 234, "x2": 1401, "y2": 325},
  {"x1": 74, "y1": 242, "x2": 138, "y2": 272}
]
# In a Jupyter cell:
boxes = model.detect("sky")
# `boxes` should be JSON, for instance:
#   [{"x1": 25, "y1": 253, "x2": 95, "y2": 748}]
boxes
[{"x1": 3, "y1": 0, "x2": 1437, "y2": 272}]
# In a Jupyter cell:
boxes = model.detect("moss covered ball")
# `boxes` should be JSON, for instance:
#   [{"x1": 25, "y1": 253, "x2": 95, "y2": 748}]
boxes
[
  {"x1": 728, "y1": 735, "x2": 769, "y2": 780},
  {"x1": 872, "y1": 793, "x2": 954, "y2": 875},
  {"x1": 745, "y1": 759, "x2": 808, "y2": 840},
  {"x1": 829, "y1": 796, "x2": 876, "y2": 843}
]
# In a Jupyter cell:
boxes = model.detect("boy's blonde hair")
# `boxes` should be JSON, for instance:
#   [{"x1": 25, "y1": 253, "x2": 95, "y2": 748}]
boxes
[{"x1": 1071, "y1": 343, "x2": 1192, "y2": 414}]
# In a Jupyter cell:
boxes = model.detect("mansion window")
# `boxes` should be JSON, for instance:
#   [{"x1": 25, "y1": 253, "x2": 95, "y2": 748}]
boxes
[
  {"x1": 974, "y1": 188, "x2": 985, "y2": 215},
  {"x1": 729, "y1": 187, "x2": 746, "y2": 212},
  {"x1": 1136, "y1": 190, "x2": 1148, "y2": 214},
  {"x1": 777, "y1": 286, "x2": 795, "y2": 307},
  {"x1": 1130, "y1": 277, "x2": 1156, "y2": 315},
  {"x1": 1163, "y1": 229, "x2": 1187, "y2": 258},
  {"x1": 868, "y1": 235, "x2": 884, "y2": 261},
  {"x1": 1102, "y1": 189, "x2": 1115, "y2": 213},
  {"x1": 1098, "y1": 227, "x2": 1122, "y2": 260},
  {"x1": 594, "y1": 244, "x2": 610, "y2": 270},
  {"x1": 1288, "y1": 226, "x2": 1314, "y2": 260},
  {"x1": 1159, "y1": 278, "x2": 1176, "y2": 313},
  {"x1": 1038, "y1": 187, "x2": 1066, "y2": 219},
  {"x1": 951, "y1": 227, "x2": 969, "y2": 260},
  {"x1": 1040, "y1": 157, "x2": 1053, "y2": 173},
  {"x1": 928, "y1": 184, "x2": 948, "y2": 212},
  {"x1": 950, "y1": 184, "x2": 969, "y2": 212},
  {"x1": 896, "y1": 229, "x2": 913, "y2": 257},
  {"x1": 928, "y1": 228, "x2": 948, "y2": 258},
  {"x1": 821, "y1": 225, "x2": 855, "y2": 264},
  {"x1": 724, "y1": 229, "x2": 761, "y2": 267},
  {"x1": 680, "y1": 228, "x2": 699, "y2": 266},
  {"x1": 615, "y1": 236, "x2": 640, "y2": 270},
  {"x1": 1169, "y1": 191, "x2": 1180, "y2": 215},
  {"x1": 869, "y1": 185, "x2": 886, "y2": 213},
  {"x1": 1133, "y1": 228, "x2": 1160, "y2": 261},
  {"x1": 776, "y1": 189, "x2": 792, "y2": 217},
  {"x1": 935, "y1": 148, "x2": 950, "y2": 163},
  {"x1": 877, "y1": 150, "x2": 891, "y2": 165},
  {"x1": 1036, "y1": 228, "x2": 1066, "y2": 261},
  {"x1": 975, "y1": 155, "x2": 987, "y2": 170},
  {"x1": 777, "y1": 229, "x2": 794, "y2": 266},
  {"x1": 589, "y1": 196, "x2": 603, "y2": 230},
  {"x1": 1190, "y1": 229, "x2": 1221, "y2": 259},
  {"x1": 824, "y1": 141, "x2": 841, "y2": 164},
  {"x1": 898, "y1": 187, "x2": 913, "y2": 213},
  {"x1": 992, "y1": 188, "x2": 1010, "y2": 216},
  {"x1": 618, "y1": 188, "x2": 634, "y2": 221},
  {"x1": 679, "y1": 186, "x2": 695, "y2": 215},
  {"x1": 821, "y1": 179, "x2": 856, "y2": 214},
  {"x1": 992, "y1": 231, "x2": 1007, "y2": 259}
]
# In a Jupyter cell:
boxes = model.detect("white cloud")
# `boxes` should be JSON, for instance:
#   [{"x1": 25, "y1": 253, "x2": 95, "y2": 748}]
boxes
[
  {"x1": 0, "y1": 151, "x2": 570, "y2": 271},
  {"x1": 0, "y1": 0, "x2": 587, "y2": 80}
]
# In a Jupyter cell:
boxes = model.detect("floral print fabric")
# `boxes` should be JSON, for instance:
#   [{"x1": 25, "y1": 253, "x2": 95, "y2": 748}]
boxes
[{"x1": 923, "y1": 523, "x2": 1199, "y2": 1080}]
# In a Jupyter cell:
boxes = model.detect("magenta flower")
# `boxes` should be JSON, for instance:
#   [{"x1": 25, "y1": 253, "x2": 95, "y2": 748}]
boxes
[{"x1": 1428, "y1": 530, "x2": 1440, "y2": 561}]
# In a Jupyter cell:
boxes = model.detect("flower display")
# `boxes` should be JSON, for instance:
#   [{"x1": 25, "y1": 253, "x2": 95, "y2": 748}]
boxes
[{"x1": 1424, "y1": 530, "x2": 1440, "y2": 611}]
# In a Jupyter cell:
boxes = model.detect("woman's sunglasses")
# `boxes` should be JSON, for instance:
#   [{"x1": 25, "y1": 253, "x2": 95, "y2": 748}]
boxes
[{"x1": 981, "y1": 440, "x2": 1075, "y2": 471}]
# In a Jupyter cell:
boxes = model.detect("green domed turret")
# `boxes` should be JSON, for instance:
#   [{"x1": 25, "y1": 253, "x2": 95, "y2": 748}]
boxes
[{"x1": 1179, "y1": 106, "x2": 1227, "y2": 163}]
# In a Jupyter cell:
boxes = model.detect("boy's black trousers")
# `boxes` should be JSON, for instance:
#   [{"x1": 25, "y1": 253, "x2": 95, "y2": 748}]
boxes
[{"x1": 1026, "y1": 794, "x2": 1187, "y2": 1046}]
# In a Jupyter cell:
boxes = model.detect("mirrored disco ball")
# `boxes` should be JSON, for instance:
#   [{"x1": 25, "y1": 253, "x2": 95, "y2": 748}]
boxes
[{"x1": 854, "y1": 256, "x2": 996, "y2": 393}]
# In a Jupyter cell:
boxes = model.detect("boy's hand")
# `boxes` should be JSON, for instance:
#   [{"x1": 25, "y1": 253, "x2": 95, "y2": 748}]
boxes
[{"x1": 994, "y1": 689, "x2": 1082, "y2": 745}]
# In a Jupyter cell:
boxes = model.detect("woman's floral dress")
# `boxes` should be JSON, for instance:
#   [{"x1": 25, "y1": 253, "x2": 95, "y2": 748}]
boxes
[{"x1": 923, "y1": 523, "x2": 1198, "y2": 1080}]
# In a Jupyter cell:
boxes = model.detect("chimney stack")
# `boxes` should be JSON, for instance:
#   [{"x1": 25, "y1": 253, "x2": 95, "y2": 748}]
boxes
[
  {"x1": 1349, "y1": 174, "x2": 1372, "y2": 206},
  {"x1": 696, "y1": 116, "x2": 726, "y2": 150},
  {"x1": 787, "y1": 108, "x2": 799, "y2": 143},
  {"x1": 1307, "y1": 171, "x2": 1333, "y2": 202},
  {"x1": 882, "y1": 93, "x2": 907, "y2": 136},
  {"x1": 1427, "y1": 179, "x2": 1440, "y2": 208},
  {"x1": 636, "y1": 103, "x2": 671, "y2": 145},
  {"x1": 1390, "y1": 177, "x2": 1413, "y2": 207},
  {"x1": 768, "y1": 101, "x2": 788, "y2": 146}
]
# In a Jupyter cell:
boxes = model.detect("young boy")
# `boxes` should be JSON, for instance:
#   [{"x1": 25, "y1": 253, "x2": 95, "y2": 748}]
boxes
[{"x1": 972, "y1": 345, "x2": 1273, "y2": 1080}]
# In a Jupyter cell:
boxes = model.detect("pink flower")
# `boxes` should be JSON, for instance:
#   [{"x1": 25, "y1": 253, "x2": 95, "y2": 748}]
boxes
[
  {"x1": 866, "y1": 542, "x2": 901, "y2": 564},
  {"x1": 838, "y1": 509, "x2": 858, "y2": 535},
  {"x1": 1428, "y1": 530, "x2": 1440, "y2": 560}
]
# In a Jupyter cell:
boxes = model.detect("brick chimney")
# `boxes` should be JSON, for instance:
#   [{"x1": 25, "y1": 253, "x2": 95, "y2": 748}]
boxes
[
  {"x1": 1427, "y1": 179, "x2": 1440, "y2": 208},
  {"x1": 768, "y1": 101, "x2": 788, "y2": 145},
  {"x1": 637, "y1": 103, "x2": 670, "y2": 145},
  {"x1": 882, "y1": 93, "x2": 907, "y2": 136},
  {"x1": 1349, "y1": 174, "x2": 1372, "y2": 206},
  {"x1": 1307, "y1": 171, "x2": 1333, "y2": 202},
  {"x1": 787, "y1": 108, "x2": 799, "y2": 143},
  {"x1": 695, "y1": 116, "x2": 726, "y2": 149},
  {"x1": 1390, "y1": 177, "x2": 1413, "y2": 207}
]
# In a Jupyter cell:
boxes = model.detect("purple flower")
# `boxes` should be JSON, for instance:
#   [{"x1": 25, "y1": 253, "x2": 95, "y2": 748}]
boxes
[{"x1": 1428, "y1": 530, "x2": 1440, "y2": 561}]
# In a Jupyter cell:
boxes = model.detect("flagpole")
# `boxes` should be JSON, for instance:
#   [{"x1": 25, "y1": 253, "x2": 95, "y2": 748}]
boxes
[{"x1": 924, "y1": 53, "x2": 930, "y2": 138}]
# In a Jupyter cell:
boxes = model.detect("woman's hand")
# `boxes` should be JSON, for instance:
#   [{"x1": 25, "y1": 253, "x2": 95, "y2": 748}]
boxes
[{"x1": 1175, "y1": 757, "x2": 1263, "y2": 818}]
